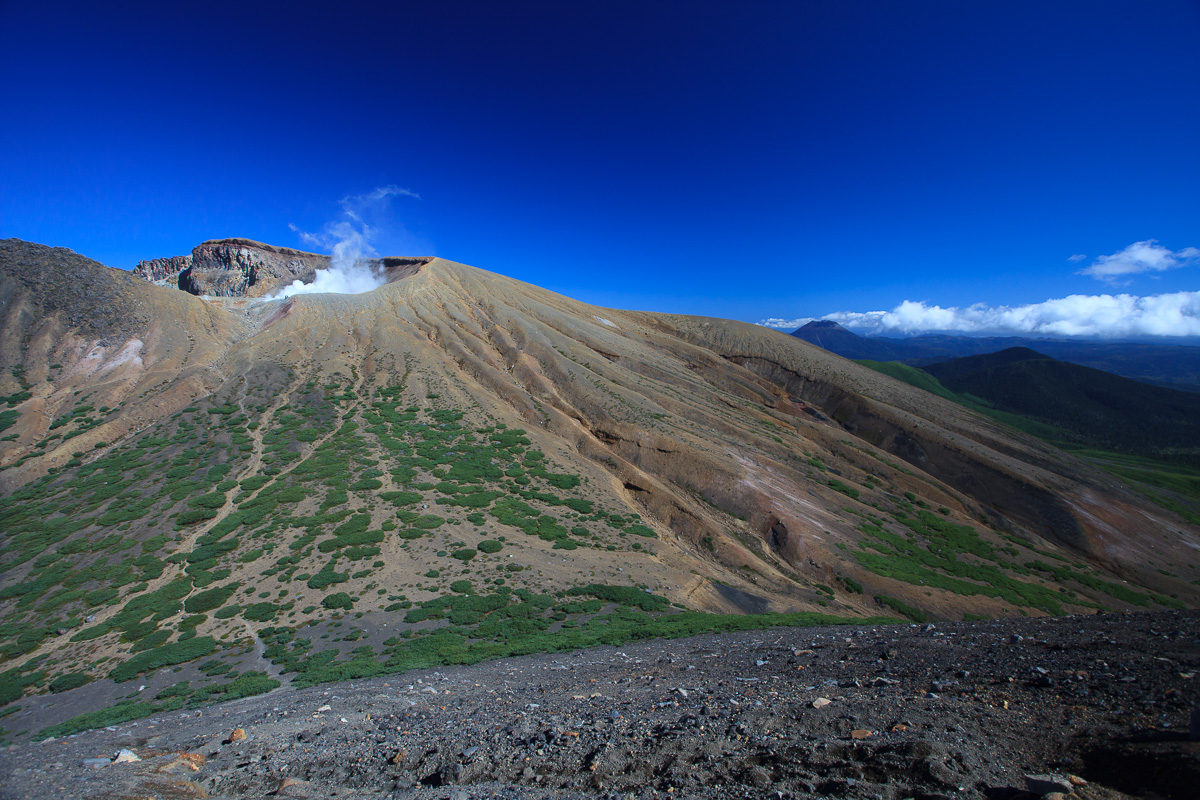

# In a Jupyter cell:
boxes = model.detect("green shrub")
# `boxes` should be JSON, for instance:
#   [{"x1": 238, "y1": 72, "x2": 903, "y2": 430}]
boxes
[
  {"x1": 85, "y1": 587, "x2": 119, "y2": 606},
  {"x1": 451, "y1": 549, "x2": 477, "y2": 562},
  {"x1": 37, "y1": 700, "x2": 155, "y2": 739},
  {"x1": 0, "y1": 676, "x2": 21, "y2": 706},
  {"x1": 307, "y1": 561, "x2": 349, "y2": 590},
  {"x1": 478, "y1": 539, "x2": 503, "y2": 554},
  {"x1": 184, "y1": 585, "x2": 236, "y2": 614},
  {"x1": 320, "y1": 489, "x2": 349, "y2": 509},
  {"x1": 239, "y1": 549, "x2": 264, "y2": 563},
  {"x1": 244, "y1": 602, "x2": 278, "y2": 622},
  {"x1": 240, "y1": 476, "x2": 270, "y2": 492},
  {"x1": 109, "y1": 636, "x2": 217, "y2": 682},
  {"x1": 203, "y1": 671, "x2": 280, "y2": 701},
  {"x1": 875, "y1": 594, "x2": 927, "y2": 623},
  {"x1": 179, "y1": 614, "x2": 207, "y2": 631},
  {"x1": 155, "y1": 680, "x2": 191, "y2": 699},
  {"x1": 49, "y1": 672, "x2": 93, "y2": 693},
  {"x1": 829, "y1": 480, "x2": 860, "y2": 500},
  {"x1": 322, "y1": 593, "x2": 354, "y2": 610},
  {"x1": 565, "y1": 584, "x2": 669, "y2": 611},
  {"x1": 189, "y1": 492, "x2": 228, "y2": 510},
  {"x1": 177, "y1": 508, "x2": 219, "y2": 525},
  {"x1": 838, "y1": 575, "x2": 864, "y2": 594},
  {"x1": 131, "y1": 629, "x2": 172, "y2": 652}
]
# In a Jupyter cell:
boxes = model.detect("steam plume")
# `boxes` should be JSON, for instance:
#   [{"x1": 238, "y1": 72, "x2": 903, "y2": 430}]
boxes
[{"x1": 269, "y1": 185, "x2": 420, "y2": 299}]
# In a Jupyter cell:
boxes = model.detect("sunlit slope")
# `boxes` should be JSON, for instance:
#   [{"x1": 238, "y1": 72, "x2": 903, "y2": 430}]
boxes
[
  {"x1": 0, "y1": 239, "x2": 248, "y2": 492},
  {"x1": 1, "y1": 241, "x2": 1198, "y2": 735}
]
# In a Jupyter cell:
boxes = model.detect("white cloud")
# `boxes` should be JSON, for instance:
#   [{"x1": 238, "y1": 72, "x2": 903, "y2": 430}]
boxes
[
  {"x1": 360, "y1": 185, "x2": 420, "y2": 202},
  {"x1": 759, "y1": 291, "x2": 1200, "y2": 338},
  {"x1": 1079, "y1": 239, "x2": 1199, "y2": 281},
  {"x1": 1067, "y1": 253, "x2": 1087, "y2": 263},
  {"x1": 271, "y1": 186, "x2": 420, "y2": 300},
  {"x1": 759, "y1": 317, "x2": 815, "y2": 329}
]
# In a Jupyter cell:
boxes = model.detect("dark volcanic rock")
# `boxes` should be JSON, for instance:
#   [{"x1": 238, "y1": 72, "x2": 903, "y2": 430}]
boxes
[{"x1": 2, "y1": 611, "x2": 1196, "y2": 800}]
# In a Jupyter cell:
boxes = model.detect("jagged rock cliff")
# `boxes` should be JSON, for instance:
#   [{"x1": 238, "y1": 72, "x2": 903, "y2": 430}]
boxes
[
  {"x1": 133, "y1": 238, "x2": 330, "y2": 297},
  {"x1": 131, "y1": 255, "x2": 192, "y2": 286}
]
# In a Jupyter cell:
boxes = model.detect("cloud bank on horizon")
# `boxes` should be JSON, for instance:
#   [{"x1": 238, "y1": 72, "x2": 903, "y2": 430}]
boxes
[
  {"x1": 761, "y1": 291, "x2": 1200, "y2": 338},
  {"x1": 761, "y1": 240, "x2": 1200, "y2": 338},
  {"x1": 269, "y1": 186, "x2": 420, "y2": 300}
]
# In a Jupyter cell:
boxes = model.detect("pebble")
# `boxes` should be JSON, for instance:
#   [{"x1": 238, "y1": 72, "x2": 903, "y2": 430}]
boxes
[
  {"x1": 276, "y1": 777, "x2": 313, "y2": 797},
  {"x1": 227, "y1": 727, "x2": 247, "y2": 742},
  {"x1": 813, "y1": 697, "x2": 832, "y2": 709},
  {"x1": 112, "y1": 748, "x2": 140, "y2": 763},
  {"x1": 1025, "y1": 773, "x2": 1074, "y2": 795}
]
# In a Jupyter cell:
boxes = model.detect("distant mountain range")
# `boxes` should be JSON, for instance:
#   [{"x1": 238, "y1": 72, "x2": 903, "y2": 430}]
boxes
[{"x1": 792, "y1": 321, "x2": 1200, "y2": 392}]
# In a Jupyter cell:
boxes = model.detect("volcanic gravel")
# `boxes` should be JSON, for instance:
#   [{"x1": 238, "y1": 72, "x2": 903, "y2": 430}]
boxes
[{"x1": 1, "y1": 611, "x2": 1197, "y2": 800}]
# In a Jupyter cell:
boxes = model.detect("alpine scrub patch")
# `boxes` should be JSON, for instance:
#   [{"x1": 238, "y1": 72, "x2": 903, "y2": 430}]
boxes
[
  {"x1": 852, "y1": 506, "x2": 1075, "y2": 615},
  {"x1": 0, "y1": 399, "x2": 267, "y2": 702},
  {"x1": 36, "y1": 700, "x2": 157, "y2": 740},
  {"x1": 264, "y1": 583, "x2": 898, "y2": 688},
  {"x1": 109, "y1": 636, "x2": 218, "y2": 682}
]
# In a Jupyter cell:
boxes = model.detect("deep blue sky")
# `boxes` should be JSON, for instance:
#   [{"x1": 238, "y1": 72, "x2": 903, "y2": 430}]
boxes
[{"x1": 1, "y1": 1, "x2": 1198, "y2": 331}]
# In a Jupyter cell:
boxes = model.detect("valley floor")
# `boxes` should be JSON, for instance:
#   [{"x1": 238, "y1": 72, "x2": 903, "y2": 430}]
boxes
[{"x1": 0, "y1": 611, "x2": 1196, "y2": 800}]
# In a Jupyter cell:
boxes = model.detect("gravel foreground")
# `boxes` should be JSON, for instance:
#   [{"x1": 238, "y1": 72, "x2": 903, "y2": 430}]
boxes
[{"x1": 1, "y1": 611, "x2": 1197, "y2": 800}]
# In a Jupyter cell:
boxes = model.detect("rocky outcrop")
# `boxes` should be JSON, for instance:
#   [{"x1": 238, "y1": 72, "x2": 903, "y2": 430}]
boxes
[
  {"x1": 133, "y1": 239, "x2": 331, "y2": 298},
  {"x1": 132, "y1": 255, "x2": 192, "y2": 287}
]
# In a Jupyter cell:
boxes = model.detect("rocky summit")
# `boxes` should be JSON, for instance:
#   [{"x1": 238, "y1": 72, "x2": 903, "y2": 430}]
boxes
[
  {"x1": 132, "y1": 238, "x2": 332, "y2": 298},
  {"x1": 0, "y1": 238, "x2": 1198, "y2": 798}
]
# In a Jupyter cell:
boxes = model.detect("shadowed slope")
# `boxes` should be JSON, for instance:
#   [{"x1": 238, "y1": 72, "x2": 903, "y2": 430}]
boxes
[{"x1": 922, "y1": 348, "x2": 1200, "y2": 461}]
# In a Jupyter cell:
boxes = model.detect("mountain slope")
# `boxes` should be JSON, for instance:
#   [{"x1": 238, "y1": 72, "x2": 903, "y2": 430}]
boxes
[
  {"x1": 1, "y1": 239, "x2": 1198, "y2": 739},
  {"x1": 922, "y1": 348, "x2": 1200, "y2": 461}
]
